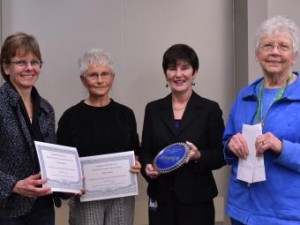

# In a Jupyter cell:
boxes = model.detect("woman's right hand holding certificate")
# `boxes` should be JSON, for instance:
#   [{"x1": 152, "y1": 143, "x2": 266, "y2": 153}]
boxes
[{"x1": 12, "y1": 172, "x2": 52, "y2": 198}]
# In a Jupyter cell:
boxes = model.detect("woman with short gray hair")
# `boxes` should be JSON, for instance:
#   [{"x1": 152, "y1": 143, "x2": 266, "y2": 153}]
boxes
[
  {"x1": 57, "y1": 48, "x2": 141, "y2": 225},
  {"x1": 224, "y1": 15, "x2": 300, "y2": 225}
]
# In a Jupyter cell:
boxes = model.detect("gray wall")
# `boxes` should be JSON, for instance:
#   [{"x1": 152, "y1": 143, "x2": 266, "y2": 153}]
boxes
[
  {"x1": 1, "y1": 1, "x2": 234, "y2": 224},
  {"x1": 1, "y1": 0, "x2": 234, "y2": 128},
  {"x1": 1, "y1": 0, "x2": 300, "y2": 225}
]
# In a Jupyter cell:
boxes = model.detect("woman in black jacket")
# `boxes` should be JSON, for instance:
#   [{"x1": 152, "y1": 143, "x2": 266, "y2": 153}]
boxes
[{"x1": 140, "y1": 44, "x2": 225, "y2": 225}]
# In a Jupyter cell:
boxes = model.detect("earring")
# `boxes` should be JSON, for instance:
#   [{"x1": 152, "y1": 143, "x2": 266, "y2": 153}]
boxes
[
  {"x1": 192, "y1": 81, "x2": 195, "y2": 86},
  {"x1": 165, "y1": 83, "x2": 169, "y2": 88}
]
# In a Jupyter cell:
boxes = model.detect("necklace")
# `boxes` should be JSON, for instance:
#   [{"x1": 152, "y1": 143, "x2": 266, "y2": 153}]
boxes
[{"x1": 255, "y1": 73, "x2": 293, "y2": 127}]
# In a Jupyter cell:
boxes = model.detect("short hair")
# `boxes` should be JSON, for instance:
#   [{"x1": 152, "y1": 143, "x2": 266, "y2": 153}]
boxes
[
  {"x1": 254, "y1": 15, "x2": 300, "y2": 55},
  {"x1": 162, "y1": 44, "x2": 199, "y2": 75},
  {"x1": 0, "y1": 32, "x2": 42, "y2": 81},
  {"x1": 78, "y1": 48, "x2": 114, "y2": 76}
]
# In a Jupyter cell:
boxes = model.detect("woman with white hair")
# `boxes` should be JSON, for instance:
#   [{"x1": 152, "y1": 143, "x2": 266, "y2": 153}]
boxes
[
  {"x1": 223, "y1": 16, "x2": 300, "y2": 224},
  {"x1": 57, "y1": 49, "x2": 141, "y2": 225}
]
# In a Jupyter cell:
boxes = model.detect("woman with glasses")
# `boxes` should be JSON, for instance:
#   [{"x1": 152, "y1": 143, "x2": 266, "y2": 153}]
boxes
[
  {"x1": 139, "y1": 44, "x2": 225, "y2": 225},
  {"x1": 0, "y1": 32, "x2": 58, "y2": 224},
  {"x1": 57, "y1": 48, "x2": 141, "y2": 225},
  {"x1": 223, "y1": 16, "x2": 300, "y2": 225}
]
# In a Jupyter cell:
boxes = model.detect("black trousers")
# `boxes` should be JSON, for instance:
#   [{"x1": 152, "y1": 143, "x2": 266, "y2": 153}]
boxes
[{"x1": 148, "y1": 194, "x2": 215, "y2": 225}]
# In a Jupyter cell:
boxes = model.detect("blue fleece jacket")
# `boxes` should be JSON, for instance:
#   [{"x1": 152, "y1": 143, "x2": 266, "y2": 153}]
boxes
[{"x1": 223, "y1": 72, "x2": 300, "y2": 225}]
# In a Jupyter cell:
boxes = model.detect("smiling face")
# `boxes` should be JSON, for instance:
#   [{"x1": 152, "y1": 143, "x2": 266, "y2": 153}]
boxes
[
  {"x1": 165, "y1": 60, "x2": 196, "y2": 95},
  {"x1": 256, "y1": 32, "x2": 296, "y2": 77},
  {"x1": 3, "y1": 52, "x2": 41, "y2": 92}
]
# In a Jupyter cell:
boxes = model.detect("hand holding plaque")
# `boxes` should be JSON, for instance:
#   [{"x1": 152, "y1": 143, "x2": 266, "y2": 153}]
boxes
[{"x1": 153, "y1": 143, "x2": 189, "y2": 174}]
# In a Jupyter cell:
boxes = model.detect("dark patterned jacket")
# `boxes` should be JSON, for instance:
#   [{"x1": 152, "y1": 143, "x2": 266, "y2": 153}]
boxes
[{"x1": 0, "y1": 81, "x2": 56, "y2": 218}]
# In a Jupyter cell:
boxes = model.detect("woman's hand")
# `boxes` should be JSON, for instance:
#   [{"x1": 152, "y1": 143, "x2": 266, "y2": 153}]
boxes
[
  {"x1": 60, "y1": 188, "x2": 86, "y2": 199},
  {"x1": 12, "y1": 173, "x2": 52, "y2": 198},
  {"x1": 185, "y1": 141, "x2": 201, "y2": 163},
  {"x1": 74, "y1": 188, "x2": 86, "y2": 198},
  {"x1": 228, "y1": 133, "x2": 249, "y2": 159},
  {"x1": 255, "y1": 132, "x2": 283, "y2": 156},
  {"x1": 73, "y1": 177, "x2": 86, "y2": 198},
  {"x1": 145, "y1": 164, "x2": 159, "y2": 179},
  {"x1": 130, "y1": 160, "x2": 141, "y2": 174}
]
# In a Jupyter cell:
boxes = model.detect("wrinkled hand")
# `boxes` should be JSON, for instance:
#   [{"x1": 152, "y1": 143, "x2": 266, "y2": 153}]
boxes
[
  {"x1": 61, "y1": 187, "x2": 86, "y2": 199},
  {"x1": 255, "y1": 132, "x2": 283, "y2": 156},
  {"x1": 74, "y1": 177, "x2": 86, "y2": 198},
  {"x1": 185, "y1": 141, "x2": 201, "y2": 163},
  {"x1": 145, "y1": 164, "x2": 159, "y2": 179},
  {"x1": 73, "y1": 188, "x2": 86, "y2": 198},
  {"x1": 130, "y1": 160, "x2": 141, "y2": 174},
  {"x1": 228, "y1": 133, "x2": 249, "y2": 159},
  {"x1": 12, "y1": 173, "x2": 52, "y2": 198}
]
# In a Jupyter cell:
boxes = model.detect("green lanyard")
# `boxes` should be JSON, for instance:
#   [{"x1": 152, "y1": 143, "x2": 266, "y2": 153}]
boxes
[{"x1": 255, "y1": 73, "x2": 293, "y2": 126}]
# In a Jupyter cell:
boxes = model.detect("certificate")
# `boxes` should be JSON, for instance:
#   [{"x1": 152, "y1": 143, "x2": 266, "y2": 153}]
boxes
[
  {"x1": 34, "y1": 141, "x2": 83, "y2": 193},
  {"x1": 80, "y1": 151, "x2": 138, "y2": 202}
]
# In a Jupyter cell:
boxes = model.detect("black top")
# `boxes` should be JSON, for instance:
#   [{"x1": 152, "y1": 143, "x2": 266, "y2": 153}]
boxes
[{"x1": 57, "y1": 100, "x2": 140, "y2": 157}]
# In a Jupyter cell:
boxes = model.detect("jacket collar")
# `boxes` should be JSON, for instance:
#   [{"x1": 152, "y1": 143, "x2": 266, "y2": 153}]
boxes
[
  {"x1": 4, "y1": 81, "x2": 50, "y2": 114},
  {"x1": 240, "y1": 71, "x2": 300, "y2": 101},
  {"x1": 158, "y1": 91, "x2": 206, "y2": 109}
]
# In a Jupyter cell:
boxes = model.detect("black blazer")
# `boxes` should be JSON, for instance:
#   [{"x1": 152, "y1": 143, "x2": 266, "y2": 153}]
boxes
[{"x1": 140, "y1": 91, "x2": 225, "y2": 204}]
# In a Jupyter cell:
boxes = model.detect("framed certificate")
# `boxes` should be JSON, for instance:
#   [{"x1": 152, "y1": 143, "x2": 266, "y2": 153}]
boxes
[
  {"x1": 34, "y1": 141, "x2": 83, "y2": 193},
  {"x1": 80, "y1": 151, "x2": 138, "y2": 202}
]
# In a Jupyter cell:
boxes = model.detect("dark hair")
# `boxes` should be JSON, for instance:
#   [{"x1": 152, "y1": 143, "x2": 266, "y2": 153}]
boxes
[
  {"x1": 0, "y1": 32, "x2": 42, "y2": 81},
  {"x1": 162, "y1": 44, "x2": 199, "y2": 75}
]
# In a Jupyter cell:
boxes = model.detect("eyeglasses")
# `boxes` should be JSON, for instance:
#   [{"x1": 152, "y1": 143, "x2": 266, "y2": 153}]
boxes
[
  {"x1": 259, "y1": 43, "x2": 292, "y2": 53},
  {"x1": 84, "y1": 72, "x2": 114, "y2": 80},
  {"x1": 10, "y1": 60, "x2": 43, "y2": 68}
]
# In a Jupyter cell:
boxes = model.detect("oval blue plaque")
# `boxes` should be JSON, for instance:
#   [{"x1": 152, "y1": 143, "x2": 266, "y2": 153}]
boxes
[{"x1": 153, "y1": 142, "x2": 189, "y2": 174}]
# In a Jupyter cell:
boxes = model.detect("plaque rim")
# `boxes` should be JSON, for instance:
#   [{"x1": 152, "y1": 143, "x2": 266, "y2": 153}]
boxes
[{"x1": 153, "y1": 142, "x2": 189, "y2": 174}]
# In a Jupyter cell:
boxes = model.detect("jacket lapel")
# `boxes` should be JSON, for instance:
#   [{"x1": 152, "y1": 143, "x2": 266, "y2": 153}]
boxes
[
  {"x1": 177, "y1": 92, "x2": 204, "y2": 136},
  {"x1": 159, "y1": 94, "x2": 177, "y2": 137},
  {"x1": 158, "y1": 92, "x2": 204, "y2": 137},
  {"x1": 7, "y1": 83, "x2": 37, "y2": 161}
]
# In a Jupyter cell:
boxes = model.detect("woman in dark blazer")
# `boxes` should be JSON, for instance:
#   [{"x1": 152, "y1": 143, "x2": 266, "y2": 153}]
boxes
[
  {"x1": 0, "y1": 33, "x2": 57, "y2": 224},
  {"x1": 140, "y1": 44, "x2": 225, "y2": 225}
]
